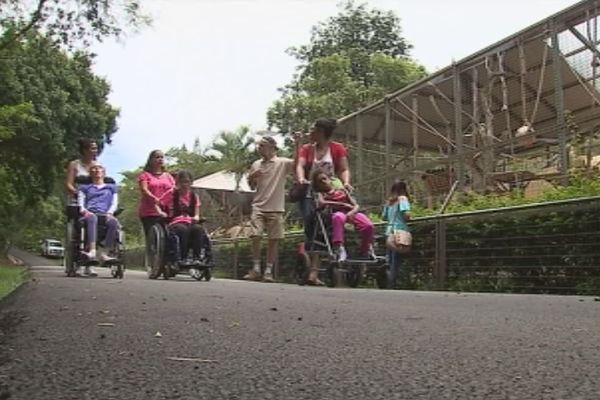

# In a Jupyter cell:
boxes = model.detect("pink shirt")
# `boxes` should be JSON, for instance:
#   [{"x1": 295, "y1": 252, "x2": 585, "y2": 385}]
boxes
[
  {"x1": 137, "y1": 171, "x2": 175, "y2": 217},
  {"x1": 159, "y1": 189, "x2": 200, "y2": 226}
]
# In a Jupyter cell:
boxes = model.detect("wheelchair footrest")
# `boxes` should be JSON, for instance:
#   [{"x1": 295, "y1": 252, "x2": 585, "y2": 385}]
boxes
[{"x1": 102, "y1": 259, "x2": 122, "y2": 266}]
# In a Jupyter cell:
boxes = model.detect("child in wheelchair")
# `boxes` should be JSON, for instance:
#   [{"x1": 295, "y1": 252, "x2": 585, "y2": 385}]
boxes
[
  {"x1": 76, "y1": 164, "x2": 121, "y2": 276},
  {"x1": 157, "y1": 170, "x2": 211, "y2": 277},
  {"x1": 311, "y1": 169, "x2": 375, "y2": 262}
]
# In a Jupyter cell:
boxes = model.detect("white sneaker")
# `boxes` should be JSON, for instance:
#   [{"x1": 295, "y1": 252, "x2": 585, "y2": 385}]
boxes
[
  {"x1": 110, "y1": 264, "x2": 119, "y2": 275},
  {"x1": 189, "y1": 268, "x2": 200, "y2": 279},
  {"x1": 85, "y1": 266, "x2": 98, "y2": 277},
  {"x1": 75, "y1": 266, "x2": 86, "y2": 277},
  {"x1": 100, "y1": 252, "x2": 116, "y2": 262},
  {"x1": 80, "y1": 250, "x2": 96, "y2": 260},
  {"x1": 336, "y1": 246, "x2": 348, "y2": 262}
]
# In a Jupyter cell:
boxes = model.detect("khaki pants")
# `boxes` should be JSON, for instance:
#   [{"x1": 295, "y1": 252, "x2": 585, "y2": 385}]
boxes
[{"x1": 250, "y1": 210, "x2": 284, "y2": 239}]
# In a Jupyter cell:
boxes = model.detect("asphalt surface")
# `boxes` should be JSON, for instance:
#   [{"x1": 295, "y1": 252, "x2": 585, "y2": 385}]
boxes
[{"x1": 1, "y1": 249, "x2": 600, "y2": 400}]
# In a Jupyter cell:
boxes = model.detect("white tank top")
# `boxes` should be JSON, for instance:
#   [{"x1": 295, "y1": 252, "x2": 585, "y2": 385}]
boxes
[{"x1": 73, "y1": 159, "x2": 90, "y2": 177}]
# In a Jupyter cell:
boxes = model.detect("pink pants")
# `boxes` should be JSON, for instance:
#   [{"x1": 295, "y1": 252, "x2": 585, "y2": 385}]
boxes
[{"x1": 331, "y1": 211, "x2": 374, "y2": 254}]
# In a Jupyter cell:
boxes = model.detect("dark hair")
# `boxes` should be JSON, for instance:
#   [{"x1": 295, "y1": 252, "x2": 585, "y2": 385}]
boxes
[
  {"x1": 311, "y1": 168, "x2": 328, "y2": 192},
  {"x1": 175, "y1": 169, "x2": 193, "y2": 183},
  {"x1": 78, "y1": 138, "x2": 97, "y2": 155},
  {"x1": 143, "y1": 150, "x2": 166, "y2": 172},
  {"x1": 389, "y1": 181, "x2": 410, "y2": 203},
  {"x1": 313, "y1": 118, "x2": 337, "y2": 139},
  {"x1": 173, "y1": 170, "x2": 196, "y2": 217}
]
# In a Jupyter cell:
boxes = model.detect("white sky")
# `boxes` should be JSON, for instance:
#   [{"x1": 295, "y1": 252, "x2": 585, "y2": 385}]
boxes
[{"x1": 92, "y1": 0, "x2": 579, "y2": 178}]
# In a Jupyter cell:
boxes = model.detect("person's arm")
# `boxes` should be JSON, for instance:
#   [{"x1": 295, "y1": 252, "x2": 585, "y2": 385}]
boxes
[
  {"x1": 107, "y1": 191, "x2": 119, "y2": 215},
  {"x1": 382, "y1": 205, "x2": 389, "y2": 222},
  {"x1": 192, "y1": 193, "x2": 201, "y2": 221},
  {"x1": 296, "y1": 157, "x2": 309, "y2": 184},
  {"x1": 138, "y1": 173, "x2": 160, "y2": 204},
  {"x1": 338, "y1": 156, "x2": 351, "y2": 189},
  {"x1": 247, "y1": 164, "x2": 261, "y2": 190},
  {"x1": 345, "y1": 191, "x2": 360, "y2": 219},
  {"x1": 399, "y1": 196, "x2": 412, "y2": 221},
  {"x1": 65, "y1": 161, "x2": 77, "y2": 195},
  {"x1": 78, "y1": 188, "x2": 91, "y2": 216}
]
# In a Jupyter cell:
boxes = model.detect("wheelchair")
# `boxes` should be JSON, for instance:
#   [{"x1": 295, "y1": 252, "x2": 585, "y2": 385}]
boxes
[
  {"x1": 298, "y1": 190, "x2": 389, "y2": 288},
  {"x1": 145, "y1": 218, "x2": 214, "y2": 281},
  {"x1": 63, "y1": 176, "x2": 126, "y2": 279}
]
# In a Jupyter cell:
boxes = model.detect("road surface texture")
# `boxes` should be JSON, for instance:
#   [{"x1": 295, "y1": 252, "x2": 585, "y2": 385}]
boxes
[{"x1": 1, "y1": 248, "x2": 599, "y2": 400}]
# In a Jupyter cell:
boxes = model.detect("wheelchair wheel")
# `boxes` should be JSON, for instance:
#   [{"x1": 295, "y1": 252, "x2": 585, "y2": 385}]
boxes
[
  {"x1": 64, "y1": 221, "x2": 77, "y2": 277},
  {"x1": 202, "y1": 269, "x2": 212, "y2": 281},
  {"x1": 163, "y1": 264, "x2": 173, "y2": 280},
  {"x1": 147, "y1": 224, "x2": 165, "y2": 279}
]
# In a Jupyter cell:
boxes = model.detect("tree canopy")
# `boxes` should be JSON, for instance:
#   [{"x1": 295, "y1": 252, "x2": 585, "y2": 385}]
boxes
[
  {"x1": 0, "y1": 1, "x2": 147, "y2": 252},
  {"x1": 0, "y1": 0, "x2": 149, "y2": 50},
  {"x1": 267, "y1": 1, "x2": 427, "y2": 132}
]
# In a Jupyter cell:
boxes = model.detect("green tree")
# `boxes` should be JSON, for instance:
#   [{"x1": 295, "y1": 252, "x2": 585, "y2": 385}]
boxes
[
  {"x1": 165, "y1": 138, "x2": 222, "y2": 179},
  {"x1": 267, "y1": 1, "x2": 426, "y2": 132},
  {"x1": 0, "y1": 0, "x2": 149, "y2": 50},
  {"x1": 0, "y1": 33, "x2": 119, "y2": 251},
  {"x1": 207, "y1": 126, "x2": 256, "y2": 190}
]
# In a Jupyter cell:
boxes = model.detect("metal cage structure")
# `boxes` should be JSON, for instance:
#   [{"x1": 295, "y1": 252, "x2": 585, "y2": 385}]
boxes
[{"x1": 337, "y1": 0, "x2": 600, "y2": 208}]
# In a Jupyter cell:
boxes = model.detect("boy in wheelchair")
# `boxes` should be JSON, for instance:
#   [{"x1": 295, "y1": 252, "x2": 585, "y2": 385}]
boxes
[
  {"x1": 311, "y1": 169, "x2": 375, "y2": 262},
  {"x1": 157, "y1": 170, "x2": 211, "y2": 277},
  {"x1": 76, "y1": 164, "x2": 121, "y2": 276}
]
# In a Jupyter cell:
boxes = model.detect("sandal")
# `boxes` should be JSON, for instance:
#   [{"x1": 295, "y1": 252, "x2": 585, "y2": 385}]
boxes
[{"x1": 306, "y1": 278, "x2": 325, "y2": 286}]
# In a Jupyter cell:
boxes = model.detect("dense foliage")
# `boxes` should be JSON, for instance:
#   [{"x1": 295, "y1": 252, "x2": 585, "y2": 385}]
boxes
[
  {"x1": 267, "y1": 1, "x2": 426, "y2": 132},
  {"x1": 0, "y1": 0, "x2": 147, "y2": 253}
]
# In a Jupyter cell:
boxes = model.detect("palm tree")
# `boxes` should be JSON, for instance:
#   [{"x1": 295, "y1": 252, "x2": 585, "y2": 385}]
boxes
[{"x1": 207, "y1": 125, "x2": 256, "y2": 191}]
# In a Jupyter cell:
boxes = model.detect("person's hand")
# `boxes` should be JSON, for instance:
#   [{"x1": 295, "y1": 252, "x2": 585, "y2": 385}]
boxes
[
  {"x1": 346, "y1": 210, "x2": 356, "y2": 221},
  {"x1": 343, "y1": 183, "x2": 354, "y2": 193},
  {"x1": 249, "y1": 168, "x2": 263, "y2": 179},
  {"x1": 192, "y1": 215, "x2": 200, "y2": 223},
  {"x1": 68, "y1": 186, "x2": 78, "y2": 196},
  {"x1": 298, "y1": 177, "x2": 310, "y2": 185},
  {"x1": 292, "y1": 131, "x2": 305, "y2": 144},
  {"x1": 158, "y1": 210, "x2": 168, "y2": 218}
]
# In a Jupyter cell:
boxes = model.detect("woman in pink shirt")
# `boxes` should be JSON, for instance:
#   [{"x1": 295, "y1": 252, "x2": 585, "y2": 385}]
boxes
[
  {"x1": 158, "y1": 170, "x2": 206, "y2": 263},
  {"x1": 138, "y1": 150, "x2": 175, "y2": 236}
]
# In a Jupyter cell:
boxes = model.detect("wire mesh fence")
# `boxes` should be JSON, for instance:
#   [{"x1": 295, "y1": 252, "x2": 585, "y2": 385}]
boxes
[{"x1": 177, "y1": 196, "x2": 600, "y2": 295}]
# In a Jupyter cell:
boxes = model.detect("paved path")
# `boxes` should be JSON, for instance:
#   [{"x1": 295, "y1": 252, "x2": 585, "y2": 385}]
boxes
[{"x1": 1, "y1": 250, "x2": 600, "y2": 399}]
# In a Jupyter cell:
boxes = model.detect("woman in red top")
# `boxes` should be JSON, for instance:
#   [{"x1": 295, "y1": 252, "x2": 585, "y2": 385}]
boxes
[
  {"x1": 295, "y1": 118, "x2": 352, "y2": 284},
  {"x1": 295, "y1": 118, "x2": 351, "y2": 190},
  {"x1": 158, "y1": 170, "x2": 207, "y2": 264},
  {"x1": 138, "y1": 150, "x2": 175, "y2": 237},
  {"x1": 312, "y1": 169, "x2": 374, "y2": 262}
]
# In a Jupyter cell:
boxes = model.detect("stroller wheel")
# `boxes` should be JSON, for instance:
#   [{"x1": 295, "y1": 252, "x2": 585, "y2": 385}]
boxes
[{"x1": 346, "y1": 265, "x2": 363, "y2": 288}]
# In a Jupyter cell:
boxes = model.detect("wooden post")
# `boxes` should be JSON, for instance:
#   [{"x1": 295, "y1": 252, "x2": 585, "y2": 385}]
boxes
[
  {"x1": 552, "y1": 21, "x2": 569, "y2": 182},
  {"x1": 412, "y1": 94, "x2": 419, "y2": 168},
  {"x1": 385, "y1": 98, "x2": 392, "y2": 193},
  {"x1": 453, "y1": 63, "x2": 465, "y2": 190},
  {"x1": 356, "y1": 114, "x2": 364, "y2": 186}
]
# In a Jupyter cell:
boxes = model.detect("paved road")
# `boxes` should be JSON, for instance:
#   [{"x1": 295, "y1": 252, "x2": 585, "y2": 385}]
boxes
[{"x1": 1, "y1": 250, "x2": 600, "y2": 400}]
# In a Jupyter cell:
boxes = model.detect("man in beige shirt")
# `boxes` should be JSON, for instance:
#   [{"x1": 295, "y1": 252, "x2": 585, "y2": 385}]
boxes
[{"x1": 243, "y1": 136, "x2": 294, "y2": 282}]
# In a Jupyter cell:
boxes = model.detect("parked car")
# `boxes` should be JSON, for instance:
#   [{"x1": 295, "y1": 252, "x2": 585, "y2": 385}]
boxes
[{"x1": 41, "y1": 239, "x2": 64, "y2": 258}]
